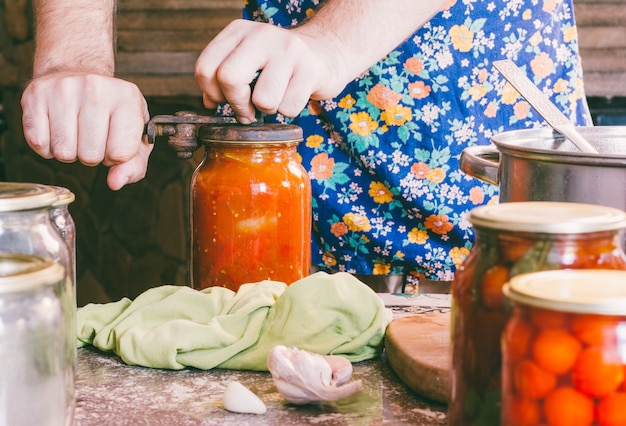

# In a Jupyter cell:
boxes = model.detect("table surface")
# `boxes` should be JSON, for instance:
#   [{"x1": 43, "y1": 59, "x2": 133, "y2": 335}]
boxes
[{"x1": 72, "y1": 293, "x2": 451, "y2": 426}]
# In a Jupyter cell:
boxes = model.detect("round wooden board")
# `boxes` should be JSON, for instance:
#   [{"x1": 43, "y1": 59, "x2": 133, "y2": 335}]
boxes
[{"x1": 384, "y1": 313, "x2": 450, "y2": 404}]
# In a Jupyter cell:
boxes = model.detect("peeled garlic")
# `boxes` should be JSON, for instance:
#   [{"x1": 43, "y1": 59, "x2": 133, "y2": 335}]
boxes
[
  {"x1": 222, "y1": 381, "x2": 267, "y2": 414},
  {"x1": 267, "y1": 345, "x2": 363, "y2": 404}
]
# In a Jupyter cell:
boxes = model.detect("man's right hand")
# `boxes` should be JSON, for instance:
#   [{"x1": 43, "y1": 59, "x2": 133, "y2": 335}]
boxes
[{"x1": 21, "y1": 72, "x2": 153, "y2": 191}]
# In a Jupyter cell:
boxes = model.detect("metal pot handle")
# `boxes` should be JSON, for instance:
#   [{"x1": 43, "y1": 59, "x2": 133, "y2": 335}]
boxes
[{"x1": 459, "y1": 145, "x2": 500, "y2": 186}]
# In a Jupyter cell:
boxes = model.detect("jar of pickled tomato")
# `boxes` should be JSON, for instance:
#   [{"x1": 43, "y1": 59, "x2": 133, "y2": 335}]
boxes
[
  {"x1": 449, "y1": 202, "x2": 626, "y2": 426},
  {"x1": 502, "y1": 269, "x2": 626, "y2": 426},
  {"x1": 191, "y1": 123, "x2": 312, "y2": 291}
]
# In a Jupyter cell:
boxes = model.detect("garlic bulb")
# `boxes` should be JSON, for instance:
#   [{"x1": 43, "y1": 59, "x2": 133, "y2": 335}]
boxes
[{"x1": 267, "y1": 345, "x2": 363, "y2": 404}]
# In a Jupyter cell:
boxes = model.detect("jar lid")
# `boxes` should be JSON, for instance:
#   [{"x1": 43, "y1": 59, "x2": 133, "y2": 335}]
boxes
[
  {"x1": 0, "y1": 254, "x2": 64, "y2": 294},
  {"x1": 469, "y1": 202, "x2": 626, "y2": 233},
  {"x1": 198, "y1": 123, "x2": 303, "y2": 144},
  {"x1": 50, "y1": 185, "x2": 76, "y2": 207},
  {"x1": 504, "y1": 270, "x2": 626, "y2": 315},
  {"x1": 0, "y1": 182, "x2": 58, "y2": 212}
]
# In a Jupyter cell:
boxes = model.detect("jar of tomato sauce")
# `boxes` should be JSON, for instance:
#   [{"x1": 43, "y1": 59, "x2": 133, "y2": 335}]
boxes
[
  {"x1": 502, "y1": 269, "x2": 626, "y2": 426},
  {"x1": 191, "y1": 123, "x2": 312, "y2": 291},
  {"x1": 449, "y1": 202, "x2": 626, "y2": 426}
]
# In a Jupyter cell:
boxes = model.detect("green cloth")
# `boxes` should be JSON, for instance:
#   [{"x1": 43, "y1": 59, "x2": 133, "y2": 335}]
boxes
[{"x1": 77, "y1": 271, "x2": 393, "y2": 371}]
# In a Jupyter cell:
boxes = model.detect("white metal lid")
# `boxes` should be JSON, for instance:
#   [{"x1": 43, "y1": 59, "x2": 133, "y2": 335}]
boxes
[
  {"x1": 504, "y1": 269, "x2": 626, "y2": 315},
  {"x1": 0, "y1": 182, "x2": 58, "y2": 212},
  {"x1": 470, "y1": 202, "x2": 626, "y2": 233},
  {"x1": 0, "y1": 254, "x2": 65, "y2": 294}
]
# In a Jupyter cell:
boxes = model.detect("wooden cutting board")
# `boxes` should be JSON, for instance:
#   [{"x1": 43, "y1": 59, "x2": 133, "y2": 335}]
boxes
[{"x1": 384, "y1": 312, "x2": 450, "y2": 404}]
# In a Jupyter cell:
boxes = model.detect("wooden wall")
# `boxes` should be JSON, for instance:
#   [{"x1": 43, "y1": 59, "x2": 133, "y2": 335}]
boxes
[
  {"x1": 115, "y1": 0, "x2": 241, "y2": 97},
  {"x1": 113, "y1": 0, "x2": 626, "y2": 99},
  {"x1": 575, "y1": 0, "x2": 626, "y2": 98}
]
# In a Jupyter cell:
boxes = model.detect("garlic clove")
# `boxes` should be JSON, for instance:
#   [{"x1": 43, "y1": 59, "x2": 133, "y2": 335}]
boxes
[
  {"x1": 267, "y1": 345, "x2": 363, "y2": 405},
  {"x1": 222, "y1": 381, "x2": 267, "y2": 414}
]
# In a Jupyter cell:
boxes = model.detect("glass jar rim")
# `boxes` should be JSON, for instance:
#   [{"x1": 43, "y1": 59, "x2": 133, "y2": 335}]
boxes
[
  {"x1": 504, "y1": 269, "x2": 626, "y2": 315},
  {"x1": 470, "y1": 201, "x2": 626, "y2": 234},
  {"x1": 0, "y1": 182, "x2": 58, "y2": 212},
  {"x1": 0, "y1": 253, "x2": 64, "y2": 293}
]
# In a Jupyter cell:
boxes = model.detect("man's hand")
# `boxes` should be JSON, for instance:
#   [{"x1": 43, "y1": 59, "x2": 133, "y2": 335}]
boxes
[
  {"x1": 21, "y1": 72, "x2": 153, "y2": 190},
  {"x1": 195, "y1": 19, "x2": 346, "y2": 124}
]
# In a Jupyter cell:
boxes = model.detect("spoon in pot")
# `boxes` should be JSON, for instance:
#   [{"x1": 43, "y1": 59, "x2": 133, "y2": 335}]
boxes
[{"x1": 493, "y1": 59, "x2": 598, "y2": 154}]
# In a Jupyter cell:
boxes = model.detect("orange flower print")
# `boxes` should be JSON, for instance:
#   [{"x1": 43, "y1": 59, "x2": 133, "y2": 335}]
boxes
[
  {"x1": 563, "y1": 26, "x2": 577, "y2": 43},
  {"x1": 404, "y1": 57, "x2": 424, "y2": 75},
  {"x1": 306, "y1": 134, "x2": 324, "y2": 148},
  {"x1": 450, "y1": 246, "x2": 471, "y2": 268},
  {"x1": 308, "y1": 100, "x2": 322, "y2": 115},
  {"x1": 502, "y1": 82, "x2": 520, "y2": 105},
  {"x1": 381, "y1": 105, "x2": 412, "y2": 126},
  {"x1": 468, "y1": 84, "x2": 487, "y2": 101},
  {"x1": 373, "y1": 263, "x2": 391, "y2": 275},
  {"x1": 478, "y1": 69, "x2": 489, "y2": 83},
  {"x1": 322, "y1": 251, "x2": 337, "y2": 267},
  {"x1": 529, "y1": 31, "x2": 542, "y2": 47},
  {"x1": 369, "y1": 182, "x2": 394, "y2": 203},
  {"x1": 530, "y1": 52, "x2": 554, "y2": 79},
  {"x1": 542, "y1": 0, "x2": 557, "y2": 13},
  {"x1": 330, "y1": 221, "x2": 349, "y2": 237},
  {"x1": 411, "y1": 162, "x2": 430, "y2": 179},
  {"x1": 408, "y1": 81, "x2": 431, "y2": 100},
  {"x1": 408, "y1": 227, "x2": 428, "y2": 244},
  {"x1": 449, "y1": 25, "x2": 474, "y2": 52},
  {"x1": 514, "y1": 101, "x2": 531, "y2": 120},
  {"x1": 484, "y1": 101, "x2": 498, "y2": 118},
  {"x1": 554, "y1": 78, "x2": 568, "y2": 93},
  {"x1": 427, "y1": 168, "x2": 446, "y2": 184},
  {"x1": 424, "y1": 214, "x2": 454, "y2": 235},
  {"x1": 469, "y1": 186, "x2": 485, "y2": 204},
  {"x1": 349, "y1": 112, "x2": 378, "y2": 136},
  {"x1": 338, "y1": 94, "x2": 356, "y2": 109},
  {"x1": 522, "y1": 9, "x2": 532, "y2": 20},
  {"x1": 343, "y1": 212, "x2": 372, "y2": 232},
  {"x1": 366, "y1": 84, "x2": 402, "y2": 110},
  {"x1": 395, "y1": 250, "x2": 405, "y2": 260},
  {"x1": 310, "y1": 152, "x2": 335, "y2": 180}
]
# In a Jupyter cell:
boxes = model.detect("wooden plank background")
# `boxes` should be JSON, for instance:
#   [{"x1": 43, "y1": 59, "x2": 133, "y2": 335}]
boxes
[{"x1": 114, "y1": 0, "x2": 626, "y2": 98}]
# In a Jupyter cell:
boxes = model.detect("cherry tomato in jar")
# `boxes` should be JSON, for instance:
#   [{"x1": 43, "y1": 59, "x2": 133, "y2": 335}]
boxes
[
  {"x1": 450, "y1": 202, "x2": 626, "y2": 426},
  {"x1": 502, "y1": 270, "x2": 626, "y2": 426}
]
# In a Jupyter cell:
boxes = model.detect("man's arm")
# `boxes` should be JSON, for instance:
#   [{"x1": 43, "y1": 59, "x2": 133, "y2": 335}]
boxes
[
  {"x1": 22, "y1": 0, "x2": 152, "y2": 191},
  {"x1": 32, "y1": 0, "x2": 116, "y2": 77}
]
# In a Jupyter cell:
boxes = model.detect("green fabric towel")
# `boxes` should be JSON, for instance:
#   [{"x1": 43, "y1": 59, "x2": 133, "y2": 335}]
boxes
[{"x1": 77, "y1": 271, "x2": 393, "y2": 371}]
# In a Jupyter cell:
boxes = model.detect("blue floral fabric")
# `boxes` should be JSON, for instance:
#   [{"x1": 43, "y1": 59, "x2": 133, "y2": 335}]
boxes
[{"x1": 240, "y1": 0, "x2": 592, "y2": 287}]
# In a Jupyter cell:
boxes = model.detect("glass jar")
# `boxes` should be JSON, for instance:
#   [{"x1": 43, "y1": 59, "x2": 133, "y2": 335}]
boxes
[
  {"x1": 502, "y1": 270, "x2": 626, "y2": 426},
  {"x1": 449, "y1": 202, "x2": 626, "y2": 426},
  {"x1": 50, "y1": 186, "x2": 76, "y2": 295},
  {"x1": 191, "y1": 123, "x2": 312, "y2": 291},
  {"x1": 0, "y1": 253, "x2": 72, "y2": 426},
  {"x1": 0, "y1": 182, "x2": 76, "y2": 423}
]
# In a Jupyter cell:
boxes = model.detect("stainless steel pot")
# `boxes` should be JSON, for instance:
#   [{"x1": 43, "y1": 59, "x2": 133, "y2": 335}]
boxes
[{"x1": 459, "y1": 126, "x2": 626, "y2": 209}]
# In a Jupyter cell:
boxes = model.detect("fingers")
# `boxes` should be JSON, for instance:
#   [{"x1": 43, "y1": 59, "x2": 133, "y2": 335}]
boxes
[
  {"x1": 21, "y1": 73, "x2": 151, "y2": 190},
  {"x1": 195, "y1": 20, "x2": 319, "y2": 122},
  {"x1": 106, "y1": 135, "x2": 153, "y2": 191}
]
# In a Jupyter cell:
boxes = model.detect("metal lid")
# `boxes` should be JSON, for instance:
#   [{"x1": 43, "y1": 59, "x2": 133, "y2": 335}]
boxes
[
  {"x1": 0, "y1": 182, "x2": 58, "y2": 212},
  {"x1": 198, "y1": 123, "x2": 303, "y2": 144},
  {"x1": 50, "y1": 185, "x2": 76, "y2": 207},
  {"x1": 469, "y1": 202, "x2": 626, "y2": 233},
  {"x1": 504, "y1": 269, "x2": 626, "y2": 315},
  {"x1": 0, "y1": 253, "x2": 64, "y2": 294}
]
